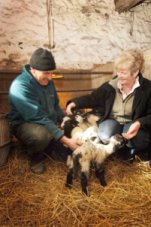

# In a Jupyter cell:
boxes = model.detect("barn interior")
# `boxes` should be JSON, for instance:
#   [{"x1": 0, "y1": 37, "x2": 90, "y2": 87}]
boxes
[{"x1": 0, "y1": 0, "x2": 151, "y2": 226}]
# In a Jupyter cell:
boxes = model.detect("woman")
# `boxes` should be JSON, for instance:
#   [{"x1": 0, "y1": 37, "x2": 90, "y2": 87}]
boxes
[{"x1": 66, "y1": 49, "x2": 151, "y2": 162}]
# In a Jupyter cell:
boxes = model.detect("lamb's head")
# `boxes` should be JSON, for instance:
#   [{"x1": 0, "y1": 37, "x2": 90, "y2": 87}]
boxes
[
  {"x1": 109, "y1": 134, "x2": 126, "y2": 149},
  {"x1": 61, "y1": 115, "x2": 79, "y2": 137},
  {"x1": 82, "y1": 112, "x2": 100, "y2": 126},
  {"x1": 75, "y1": 114, "x2": 84, "y2": 125},
  {"x1": 71, "y1": 111, "x2": 100, "y2": 128},
  {"x1": 61, "y1": 116, "x2": 71, "y2": 129}
]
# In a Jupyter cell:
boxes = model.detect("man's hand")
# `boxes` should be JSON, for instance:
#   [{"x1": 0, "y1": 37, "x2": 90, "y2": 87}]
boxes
[
  {"x1": 60, "y1": 136, "x2": 81, "y2": 151},
  {"x1": 122, "y1": 121, "x2": 141, "y2": 140},
  {"x1": 66, "y1": 102, "x2": 76, "y2": 115}
]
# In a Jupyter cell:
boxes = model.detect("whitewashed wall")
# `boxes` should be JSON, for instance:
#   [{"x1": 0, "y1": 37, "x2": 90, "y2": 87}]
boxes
[{"x1": 0, "y1": 0, "x2": 151, "y2": 73}]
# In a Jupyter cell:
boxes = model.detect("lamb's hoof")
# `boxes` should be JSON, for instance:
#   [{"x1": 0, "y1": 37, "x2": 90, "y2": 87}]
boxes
[
  {"x1": 95, "y1": 169, "x2": 107, "y2": 186},
  {"x1": 101, "y1": 181, "x2": 107, "y2": 187},
  {"x1": 82, "y1": 188, "x2": 90, "y2": 196},
  {"x1": 65, "y1": 183, "x2": 72, "y2": 189},
  {"x1": 99, "y1": 175, "x2": 107, "y2": 187}
]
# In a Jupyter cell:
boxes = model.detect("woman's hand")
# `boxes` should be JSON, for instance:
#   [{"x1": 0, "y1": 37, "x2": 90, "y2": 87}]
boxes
[
  {"x1": 66, "y1": 102, "x2": 76, "y2": 115},
  {"x1": 122, "y1": 121, "x2": 141, "y2": 140}
]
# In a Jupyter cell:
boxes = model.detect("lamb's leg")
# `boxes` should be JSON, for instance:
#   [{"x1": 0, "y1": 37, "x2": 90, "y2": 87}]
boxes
[
  {"x1": 66, "y1": 168, "x2": 74, "y2": 188},
  {"x1": 81, "y1": 172, "x2": 89, "y2": 195},
  {"x1": 95, "y1": 166, "x2": 107, "y2": 187},
  {"x1": 65, "y1": 154, "x2": 79, "y2": 188},
  {"x1": 80, "y1": 161, "x2": 90, "y2": 196}
]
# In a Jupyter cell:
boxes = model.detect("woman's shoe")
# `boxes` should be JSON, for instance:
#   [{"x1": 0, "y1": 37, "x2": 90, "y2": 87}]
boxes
[
  {"x1": 118, "y1": 147, "x2": 136, "y2": 163},
  {"x1": 125, "y1": 148, "x2": 136, "y2": 163}
]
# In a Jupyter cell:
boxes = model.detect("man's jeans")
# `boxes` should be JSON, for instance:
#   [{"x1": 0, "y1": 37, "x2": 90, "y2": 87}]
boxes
[{"x1": 98, "y1": 119, "x2": 150, "y2": 150}]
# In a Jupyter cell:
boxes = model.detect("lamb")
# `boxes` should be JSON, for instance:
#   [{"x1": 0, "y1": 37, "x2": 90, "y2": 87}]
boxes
[
  {"x1": 61, "y1": 111, "x2": 100, "y2": 144},
  {"x1": 65, "y1": 134, "x2": 125, "y2": 196}
]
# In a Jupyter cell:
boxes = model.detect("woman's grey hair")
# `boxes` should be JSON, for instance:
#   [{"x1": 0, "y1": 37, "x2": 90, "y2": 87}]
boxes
[{"x1": 114, "y1": 49, "x2": 144, "y2": 74}]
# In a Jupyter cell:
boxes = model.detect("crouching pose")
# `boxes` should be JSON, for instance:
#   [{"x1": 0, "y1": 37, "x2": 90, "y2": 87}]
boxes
[
  {"x1": 66, "y1": 134, "x2": 125, "y2": 196},
  {"x1": 66, "y1": 49, "x2": 151, "y2": 164},
  {"x1": 8, "y1": 48, "x2": 79, "y2": 174}
]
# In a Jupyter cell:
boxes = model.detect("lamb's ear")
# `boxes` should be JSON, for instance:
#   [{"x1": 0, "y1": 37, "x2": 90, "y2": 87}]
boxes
[
  {"x1": 114, "y1": 134, "x2": 127, "y2": 147},
  {"x1": 60, "y1": 116, "x2": 71, "y2": 128},
  {"x1": 72, "y1": 108, "x2": 84, "y2": 115},
  {"x1": 101, "y1": 138, "x2": 109, "y2": 145},
  {"x1": 122, "y1": 137, "x2": 128, "y2": 146},
  {"x1": 117, "y1": 134, "x2": 128, "y2": 144}
]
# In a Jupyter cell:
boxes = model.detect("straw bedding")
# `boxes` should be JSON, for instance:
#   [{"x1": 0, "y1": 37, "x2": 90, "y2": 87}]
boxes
[{"x1": 0, "y1": 143, "x2": 151, "y2": 227}]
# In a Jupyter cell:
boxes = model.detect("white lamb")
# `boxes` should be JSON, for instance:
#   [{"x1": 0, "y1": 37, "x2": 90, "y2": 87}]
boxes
[
  {"x1": 65, "y1": 134, "x2": 125, "y2": 196},
  {"x1": 61, "y1": 112, "x2": 100, "y2": 144}
]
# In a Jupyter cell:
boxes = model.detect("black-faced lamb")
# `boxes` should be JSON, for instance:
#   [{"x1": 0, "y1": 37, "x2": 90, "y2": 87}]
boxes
[
  {"x1": 61, "y1": 111, "x2": 100, "y2": 144},
  {"x1": 65, "y1": 134, "x2": 125, "y2": 196}
]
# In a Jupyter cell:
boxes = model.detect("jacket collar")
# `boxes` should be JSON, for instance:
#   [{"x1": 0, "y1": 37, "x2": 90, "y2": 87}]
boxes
[{"x1": 132, "y1": 72, "x2": 144, "y2": 115}]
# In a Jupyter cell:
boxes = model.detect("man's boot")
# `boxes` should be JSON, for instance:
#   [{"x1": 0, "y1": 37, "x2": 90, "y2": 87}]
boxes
[{"x1": 29, "y1": 153, "x2": 46, "y2": 174}]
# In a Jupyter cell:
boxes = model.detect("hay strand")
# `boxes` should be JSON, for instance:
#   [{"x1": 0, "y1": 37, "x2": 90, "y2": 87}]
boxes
[{"x1": 0, "y1": 146, "x2": 151, "y2": 226}]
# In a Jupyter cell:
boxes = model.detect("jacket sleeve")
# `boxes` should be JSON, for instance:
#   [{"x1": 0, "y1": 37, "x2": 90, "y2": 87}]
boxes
[
  {"x1": 9, "y1": 80, "x2": 64, "y2": 140},
  {"x1": 136, "y1": 96, "x2": 151, "y2": 131},
  {"x1": 67, "y1": 82, "x2": 109, "y2": 110},
  {"x1": 133, "y1": 79, "x2": 151, "y2": 132}
]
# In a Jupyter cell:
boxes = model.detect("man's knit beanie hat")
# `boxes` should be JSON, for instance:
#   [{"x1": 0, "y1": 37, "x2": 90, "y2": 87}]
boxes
[{"x1": 29, "y1": 48, "x2": 56, "y2": 71}]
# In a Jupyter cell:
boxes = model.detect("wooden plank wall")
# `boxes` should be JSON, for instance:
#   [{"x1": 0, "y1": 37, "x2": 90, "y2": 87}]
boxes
[{"x1": 0, "y1": 71, "x2": 112, "y2": 113}]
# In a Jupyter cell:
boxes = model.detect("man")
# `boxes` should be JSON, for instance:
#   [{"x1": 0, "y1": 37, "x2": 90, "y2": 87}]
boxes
[{"x1": 9, "y1": 48, "x2": 79, "y2": 174}]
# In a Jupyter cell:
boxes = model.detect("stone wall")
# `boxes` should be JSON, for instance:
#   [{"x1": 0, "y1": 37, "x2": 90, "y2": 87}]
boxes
[
  {"x1": 0, "y1": 0, "x2": 151, "y2": 75},
  {"x1": 144, "y1": 49, "x2": 151, "y2": 79}
]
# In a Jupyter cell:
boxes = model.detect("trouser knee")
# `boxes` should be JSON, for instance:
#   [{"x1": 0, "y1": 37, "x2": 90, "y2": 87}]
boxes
[
  {"x1": 27, "y1": 130, "x2": 52, "y2": 153},
  {"x1": 14, "y1": 123, "x2": 53, "y2": 155},
  {"x1": 98, "y1": 119, "x2": 122, "y2": 142}
]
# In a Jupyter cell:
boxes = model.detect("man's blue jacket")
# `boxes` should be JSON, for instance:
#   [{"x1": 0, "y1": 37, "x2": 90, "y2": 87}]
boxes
[{"x1": 9, "y1": 65, "x2": 64, "y2": 140}]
